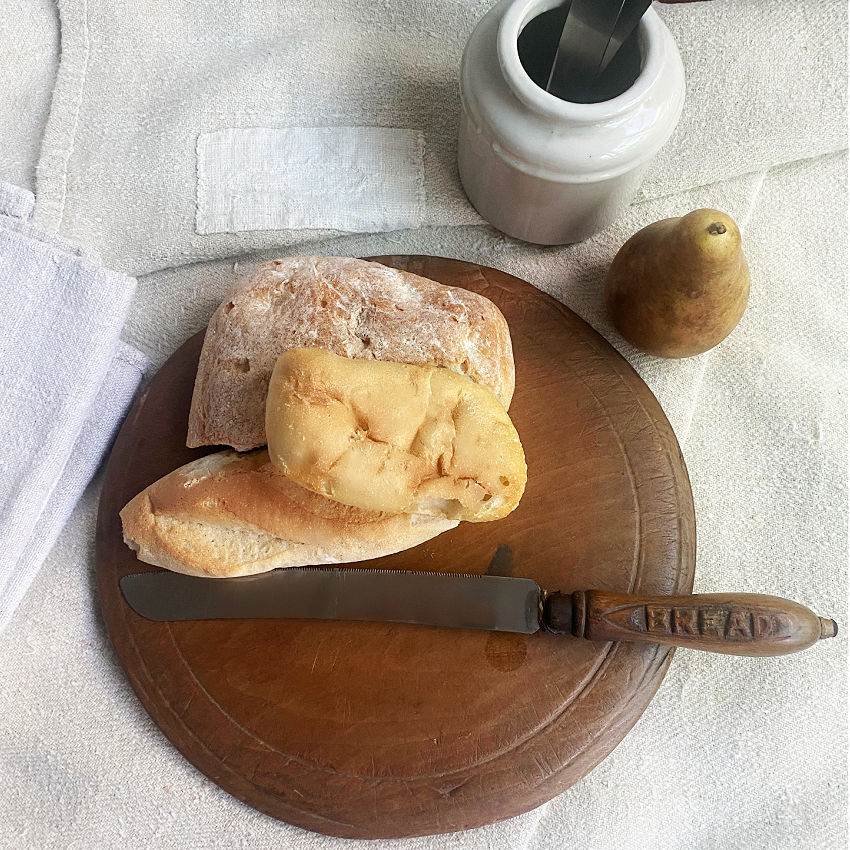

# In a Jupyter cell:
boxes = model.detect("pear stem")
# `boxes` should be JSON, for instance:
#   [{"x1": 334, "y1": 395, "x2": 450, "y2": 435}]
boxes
[{"x1": 708, "y1": 222, "x2": 727, "y2": 235}]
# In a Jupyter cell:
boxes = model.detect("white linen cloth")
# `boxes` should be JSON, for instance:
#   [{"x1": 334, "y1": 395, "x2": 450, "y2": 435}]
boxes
[
  {"x1": 0, "y1": 0, "x2": 58, "y2": 193},
  {"x1": 30, "y1": 0, "x2": 847, "y2": 275},
  {"x1": 196, "y1": 127, "x2": 426, "y2": 233},
  {"x1": 0, "y1": 182, "x2": 148, "y2": 634},
  {"x1": 0, "y1": 0, "x2": 845, "y2": 848}
]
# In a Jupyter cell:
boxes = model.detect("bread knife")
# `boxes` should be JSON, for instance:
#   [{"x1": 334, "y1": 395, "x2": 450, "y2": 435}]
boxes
[
  {"x1": 119, "y1": 568, "x2": 837, "y2": 657},
  {"x1": 546, "y1": 0, "x2": 625, "y2": 96}
]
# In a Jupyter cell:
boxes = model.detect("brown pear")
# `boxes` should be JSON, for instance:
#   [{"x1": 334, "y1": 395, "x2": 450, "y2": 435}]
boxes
[{"x1": 604, "y1": 208, "x2": 750, "y2": 358}]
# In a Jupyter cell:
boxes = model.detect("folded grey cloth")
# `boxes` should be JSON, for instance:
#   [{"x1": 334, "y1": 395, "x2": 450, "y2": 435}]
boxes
[{"x1": 0, "y1": 182, "x2": 148, "y2": 633}]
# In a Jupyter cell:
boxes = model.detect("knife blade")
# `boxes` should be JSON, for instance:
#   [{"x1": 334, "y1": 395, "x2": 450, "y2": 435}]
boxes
[
  {"x1": 120, "y1": 568, "x2": 542, "y2": 633},
  {"x1": 119, "y1": 568, "x2": 837, "y2": 657},
  {"x1": 546, "y1": 0, "x2": 625, "y2": 98},
  {"x1": 597, "y1": 0, "x2": 652, "y2": 77}
]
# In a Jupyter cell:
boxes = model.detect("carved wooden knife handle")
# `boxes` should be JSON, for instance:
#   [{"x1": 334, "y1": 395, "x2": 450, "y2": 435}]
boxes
[{"x1": 542, "y1": 590, "x2": 837, "y2": 656}]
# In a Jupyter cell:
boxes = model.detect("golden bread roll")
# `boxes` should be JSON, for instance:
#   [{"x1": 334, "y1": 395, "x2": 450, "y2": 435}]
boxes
[
  {"x1": 188, "y1": 256, "x2": 515, "y2": 451},
  {"x1": 120, "y1": 450, "x2": 457, "y2": 578},
  {"x1": 266, "y1": 348, "x2": 527, "y2": 522}
]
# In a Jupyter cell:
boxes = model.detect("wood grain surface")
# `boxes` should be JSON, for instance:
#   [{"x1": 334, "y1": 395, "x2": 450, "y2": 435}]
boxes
[{"x1": 95, "y1": 257, "x2": 696, "y2": 839}]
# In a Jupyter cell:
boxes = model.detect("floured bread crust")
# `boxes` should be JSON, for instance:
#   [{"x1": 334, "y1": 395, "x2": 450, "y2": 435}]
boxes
[{"x1": 187, "y1": 256, "x2": 515, "y2": 450}]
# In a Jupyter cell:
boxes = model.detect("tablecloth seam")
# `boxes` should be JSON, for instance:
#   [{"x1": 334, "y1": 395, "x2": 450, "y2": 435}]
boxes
[
  {"x1": 32, "y1": 0, "x2": 89, "y2": 233},
  {"x1": 635, "y1": 144, "x2": 847, "y2": 206}
]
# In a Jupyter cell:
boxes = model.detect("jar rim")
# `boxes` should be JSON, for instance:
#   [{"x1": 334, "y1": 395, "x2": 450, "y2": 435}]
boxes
[{"x1": 497, "y1": 0, "x2": 666, "y2": 122}]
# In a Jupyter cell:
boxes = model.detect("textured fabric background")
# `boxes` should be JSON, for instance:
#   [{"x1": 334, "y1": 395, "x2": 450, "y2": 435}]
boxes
[
  {"x1": 0, "y1": 182, "x2": 146, "y2": 634},
  {"x1": 0, "y1": 0, "x2": 58, "y2": 191},
  {"x1": 28, "y1": 0, "x2": 848, "y2": 274},
  {"x1": 0, "y1": 0, "x2": 846, "y2": 847},
  {"x1": 196, "y1": 127, "x2": 427, "y2": 233}
]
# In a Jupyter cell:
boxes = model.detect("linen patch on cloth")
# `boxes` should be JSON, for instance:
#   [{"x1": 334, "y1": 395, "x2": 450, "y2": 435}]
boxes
[{"x1": 196, "y1": 127, "x2": 425, "y2": 234}]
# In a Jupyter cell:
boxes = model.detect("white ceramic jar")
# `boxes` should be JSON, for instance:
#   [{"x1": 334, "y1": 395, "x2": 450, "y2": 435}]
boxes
[{"x1": 458, "y1": 0, "x2": 686, "y2": 245}]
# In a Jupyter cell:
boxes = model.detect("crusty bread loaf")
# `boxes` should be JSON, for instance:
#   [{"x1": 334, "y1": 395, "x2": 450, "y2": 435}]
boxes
[
  {"x1": 266, "y1": 348, "x2": 527, "y2": 522},
  {"x1": 187, "y1": 257, "x2": 515, "y2": 451},
  {"x1": 120, "y1": 450, "x2": 457, "y2": 578}
]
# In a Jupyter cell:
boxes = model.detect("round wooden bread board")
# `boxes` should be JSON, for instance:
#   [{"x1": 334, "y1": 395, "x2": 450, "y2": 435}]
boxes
[{"x1": 96, "y1": 256, "x2": 695, "y2": 839}]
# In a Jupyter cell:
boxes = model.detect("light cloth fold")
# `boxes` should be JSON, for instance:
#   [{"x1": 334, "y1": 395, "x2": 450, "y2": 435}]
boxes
[
  {"x1": 32, "y1": 0, "x2": 847, "y2": 274},
  {"x1": 0, "y1": 183, "x2": 148, "y2": 634}
]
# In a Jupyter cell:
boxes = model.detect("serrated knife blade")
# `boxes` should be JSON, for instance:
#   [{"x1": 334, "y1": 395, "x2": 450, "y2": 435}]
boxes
[{"x1": 120, "y1": 568, "x2": 543, "y2": 634}]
